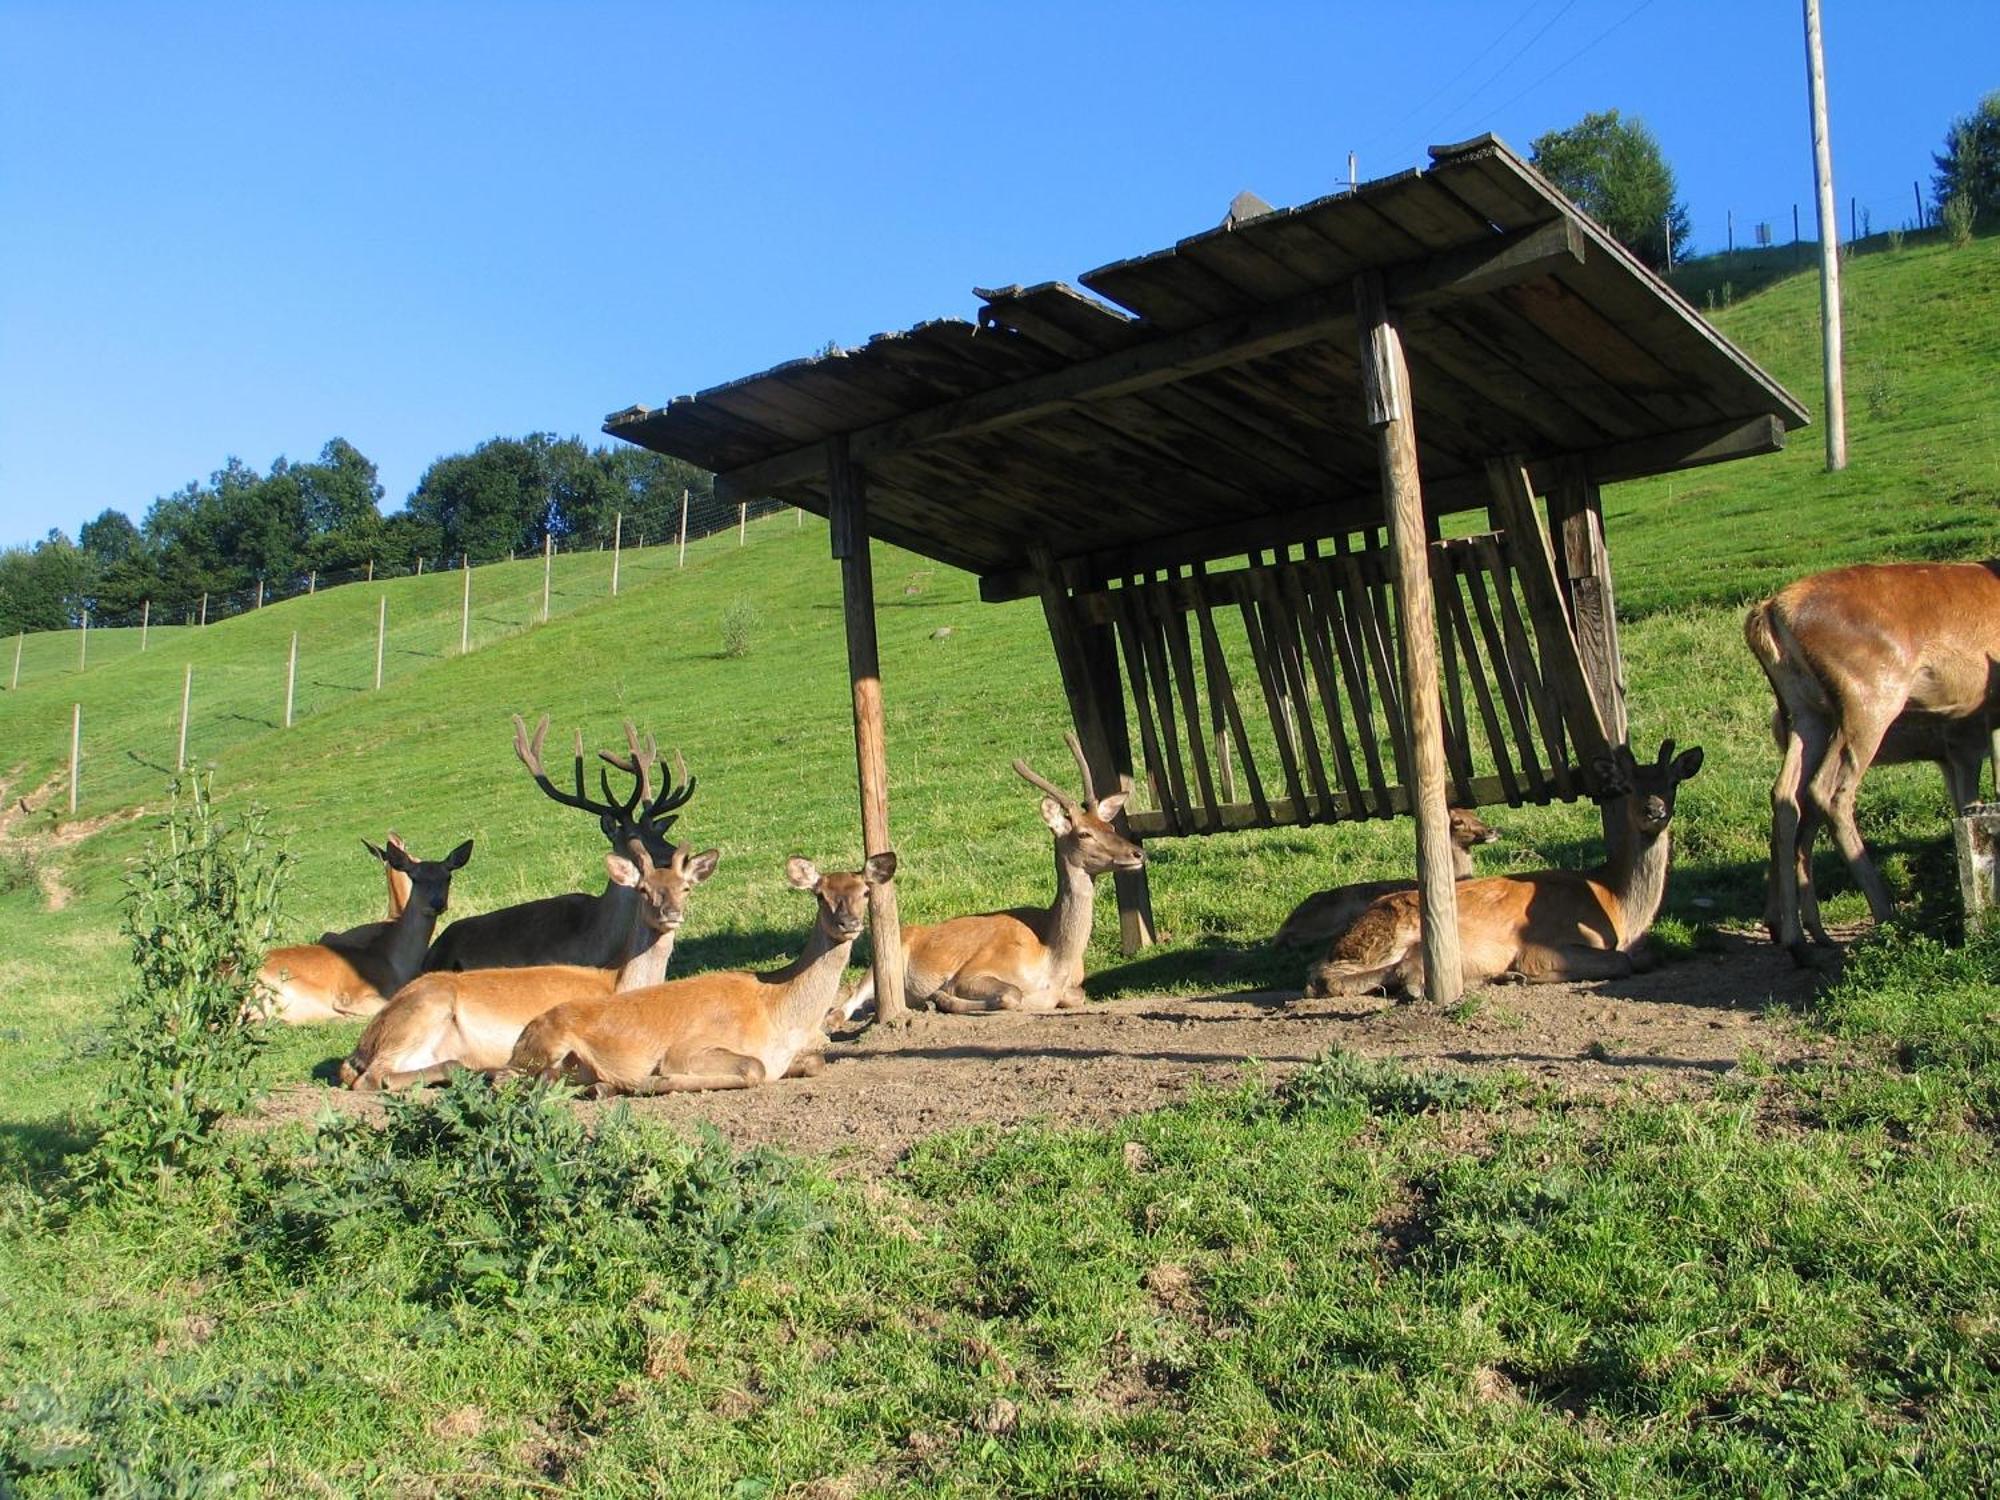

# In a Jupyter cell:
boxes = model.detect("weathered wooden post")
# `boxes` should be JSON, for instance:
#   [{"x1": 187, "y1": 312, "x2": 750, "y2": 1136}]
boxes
[
  {"x1": 678, "y1": 489, "x2": 689, "y2": 568},
  {"x1": 374, "y1": 596, "x2": 386, "y2": 690},
  {"x1": 69, "y1": 703, "x2": 81, "y2": 813},
  {"x1": 1804, "y1": 0, "x2": 1847, "y2": 471},
  {"x1": 827, "y1": 435, "x2": 908, "y2": 1025},
  {"x1": 738, "y1": 502, "x2": 747, "y2": 546},
  {"x1": 284, "y1": 631, "x2": 298, "y2": 728},
  {"x1": 1356, "y1": 269, "x2": 1462, "y2": 1003},
  {"x1": 10, "y1": 631, "x2": 21, "y2": 690},
  {"x1": 309, "y1": 570, "x2": 317, "y2": 595},
  {"x1": 366, "y1": 558, "x2": 374, "y2": 582},
  {"x1": 416, "y1": 556, "x2": 424, "y2": 577},
  {"x1": 460, "y1": 558, "x2": 471, "y2": 655},
  {"x1": 542, "y1": 533, "x2": 552, "y2": 621},
  {"x1": 78, "y1": 612, "x2": 87, "y2": 671},
  {"x1": 255, "y1": 578, "x2": 264, "y2": 610},
  {"x1": 611, "y1": 511, "x2": 623, "y2": 596},
  {"x1": 199, "y1": 592, "x2": 208, "y2": 627},
  {"x1": 1957, "y1": 804, "x2": 1999, "y2": 934},
  {"x1": 178, "y1": 664, "x2": 192, "y2": 772},
  {"x1": 140, "y1": 599, "x2": 150, "y2": 651}
]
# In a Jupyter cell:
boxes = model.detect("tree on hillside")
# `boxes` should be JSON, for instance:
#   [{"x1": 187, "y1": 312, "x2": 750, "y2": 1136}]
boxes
[
  {"x1": 0, "y1": 532, "x2": 87, "y2": 633},
  {"x1": 1530, "y1": 110, "x2": 1691, "y2": 268},
  {"x1": 79, "y1": 509, "x2": 141, "y2": 565},
  {"x1": 1933, "y1": 92, "x2": 2000, "y2": 226}
]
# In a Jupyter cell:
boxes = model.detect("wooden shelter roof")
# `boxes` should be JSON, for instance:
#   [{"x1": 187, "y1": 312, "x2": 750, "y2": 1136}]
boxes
[{"x1": 606, "y1": 136, "x2": 1808, "y2": 603}]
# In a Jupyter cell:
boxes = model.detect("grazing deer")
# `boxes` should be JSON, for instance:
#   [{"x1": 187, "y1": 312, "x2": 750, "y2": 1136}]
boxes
[
  {"x1": 1745, "y1": 561, "x2": 1999, "y2": 958},
  {"x1": 839, "y1": 735, "x2": 1143, "y2": 1019},
  {"x1": 317, "y1": 831, "x2": 413, "y2": 951},
  {"x1": 422, "y1": 716, "x2": 694, "y2": 971},
  {"x1": 1303, "y1": 740, "x2": 1703, "y2": 1001},
  {"x1": 1271, "y1": 808, "x2": 1501, "y2": 948},
  {"x1": 506, "y1": 853, "x2": 897, "y2": 1096},
  {"x1": 340, "y1": 839, "x2": 720, "y2": 1090},
  {"x1": 258, "y1": 838, "x2": 474, "y2": 1023}
]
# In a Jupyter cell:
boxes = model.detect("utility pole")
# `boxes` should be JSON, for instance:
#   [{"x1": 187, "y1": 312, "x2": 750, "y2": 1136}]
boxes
[{"x1": 1804, "y1": 0, "x2": 1847, "y2": 471}]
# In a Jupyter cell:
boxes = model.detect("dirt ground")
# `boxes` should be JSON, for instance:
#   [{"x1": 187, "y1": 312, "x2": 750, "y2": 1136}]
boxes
[{"x1": 271, "y1": 928, "x2": 1841, "y2": 1171}]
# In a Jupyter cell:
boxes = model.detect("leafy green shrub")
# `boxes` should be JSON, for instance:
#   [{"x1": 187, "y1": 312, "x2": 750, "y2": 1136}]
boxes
[
  {"x1": 721, "y1": 596, "x2": 761, "y2": 657},
  {"x1": 1279, "y1": 1048, "x2": 1496, "y2": 1119},
  {"x1": 0, "y1": 840, "x2": 45, "y2": 896},
  {"x1": 240, "y1": 1071, "x2": 799, "y2": 1308},
  {"x1": 73, "y1": 776, "x2": 289, "y2": 1198},
  {"x1": 1943, "y1": 192, "x2": 1976, "y2": 248}
]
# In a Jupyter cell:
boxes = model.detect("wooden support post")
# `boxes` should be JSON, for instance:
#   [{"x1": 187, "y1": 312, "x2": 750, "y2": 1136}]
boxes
[
  {"x1": 255, "y1": 578, "x2": 264, "y2": 610},
  {"x1": 460, "y1": 558, "x2": 471, "y2": 655},
  {"x1": 285, "y1": 631, "x2": 297, "y2": 728},
  {"x1": 416, "y1": 556, "x2": 424, "y2": 577},
  {"x1": 374, "y1": 596, "x2": 386, "y2": 690},
  {"x1": 611, "y1": 511, "x2": 622, "y2": 596},
  {"x1": 199, "y1": 592, "x2": 207, "y2": 627},
  {"x1": 1804, "y1": 0, "x2": 1847, "y2": 471},
  {"x1": 78, "y1": 612, "x2": 87, "y2": 671},
  {"x1": 1033, "y1": 549, "x2": 1156, "y2": 952},
  {"x1": 542, "y1": 533, "x2": 553, "y2": 620},
  {"x1": 10, "y1": 631, "x2": 21, "y2": 690},
  {"x1": 308, "y1": 570, "x2": 316, "y2": 595},
  {"x1": 366, "y1": 558, "x2": 374, "y2": 582},
  {"x1": 738, "y1": 502, "x2": 747, "y2": 546},
  {"x1": 827, "y1": 435, "x2": 908, "y2": 1025},
  {"x1": 178, "y1": 664, "x2": 192, "y2": 772},
  {"x1": 678, "y1": 489, "x2": 690, "y2": 568},
  {"x1": 1356, "y1": 269, "x2": 1462, "y2": 1004},
  {"x1": 1549, "y1": 462, "x2": 1629, "y2": 746},
  {"x1": 69, "y1": 703, "x2": 80, "y2": 813},
  {"x1": 140, "y1": 599, "x2": 149, "y2": 651}
]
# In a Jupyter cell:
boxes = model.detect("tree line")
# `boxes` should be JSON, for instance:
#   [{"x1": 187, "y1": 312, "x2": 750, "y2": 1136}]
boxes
[{"x1": 0, "y1": 435, "x2": 715, "y2": 633}]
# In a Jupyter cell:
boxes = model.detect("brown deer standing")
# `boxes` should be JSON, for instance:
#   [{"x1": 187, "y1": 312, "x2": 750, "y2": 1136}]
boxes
[
  {"x1": 1304, "y1": 740, "x2": 1702, "y2": 1001},
  {"x1": 506, "y1": 853, "x2": 897, "y2": 1096},
  {"x1": 258, "y1": 838, "x2": 474, "y2": 1023},
  {"x1": 340, "y1": 840, "x2": 720, "y2": 1090},
  {"x1": 422, "y1": 715, "x2": 693, "y2": 971},
  {"x1": 1271, "y1": 808, "x2": 1501, "y2": 948},
  {"x1": 838, "y1": 735, "x2": 1143, "y2": 1019},
  {"x1": 317, "y1": 830, "x2": 413, "y2": 951},
  {"x1": 1744, "y1": 560, "x2": 1999, "y2": 958}
]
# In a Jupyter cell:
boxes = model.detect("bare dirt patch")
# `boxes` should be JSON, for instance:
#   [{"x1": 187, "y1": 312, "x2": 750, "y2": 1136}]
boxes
[{"x1": 267, "y1": 929, "x2": 1836, "y2": 1170}]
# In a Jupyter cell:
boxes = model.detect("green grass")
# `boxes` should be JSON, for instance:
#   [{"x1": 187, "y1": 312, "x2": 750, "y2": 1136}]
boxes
[{"x1": 2, "y1": 235, "x2": 1999, "y2": 1495}]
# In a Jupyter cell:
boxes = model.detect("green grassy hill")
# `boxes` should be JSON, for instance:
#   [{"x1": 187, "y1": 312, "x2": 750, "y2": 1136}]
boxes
[{"x1": 1, "y1": 234, "x2": 1996, "y2": 1496}]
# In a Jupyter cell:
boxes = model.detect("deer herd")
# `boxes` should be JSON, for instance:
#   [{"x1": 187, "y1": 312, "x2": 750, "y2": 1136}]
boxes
[{"x1": 252, "y1": 558, "x2": 1997, "y2": 1099}]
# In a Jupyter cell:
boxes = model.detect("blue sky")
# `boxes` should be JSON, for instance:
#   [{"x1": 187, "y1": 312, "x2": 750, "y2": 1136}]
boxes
[{"x1": 3, "y1": 1, "x2": 1993, "y2": 549}]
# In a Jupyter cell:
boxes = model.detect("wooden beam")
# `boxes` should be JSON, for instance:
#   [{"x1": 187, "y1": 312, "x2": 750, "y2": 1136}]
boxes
[
  {"x1": 714, "y1": 219, "x2": 1586, "y2": 501},
  {"x1": 828, "y1": 435, "x2": 909, "y2": 1026},
  {"x1": 1122, "y1": 768, "x2": 1571, "y2": 837},
  {"x1": 1357, "y1": 269, "x2": 1462, "y2": 1004},
  {"x1": 1549, "y1": 459, "x2": 1632, "y2": 861}
]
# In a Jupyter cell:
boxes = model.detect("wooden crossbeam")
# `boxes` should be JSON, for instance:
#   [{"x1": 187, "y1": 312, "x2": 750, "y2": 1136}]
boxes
[{"x1": 710, "y1": 219, "x2": 1586, "y2": 502}]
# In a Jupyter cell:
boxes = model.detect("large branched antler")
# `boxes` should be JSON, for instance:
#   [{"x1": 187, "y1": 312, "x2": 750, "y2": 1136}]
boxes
[
  {"x1": 1013, "y1": 731, "x2": 1131, "y2": 808},
  {"x1": 512, "y1": 714, "x2": 696, "y2": 836}
]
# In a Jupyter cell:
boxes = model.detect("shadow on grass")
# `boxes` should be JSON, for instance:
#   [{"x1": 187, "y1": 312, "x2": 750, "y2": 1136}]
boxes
[
  {"x1": 0, "y1": 1117, "x2": 94, "y2": 1189},
  {"x1": 671, "y1": 925, "x2": 810, "y2": 973},
  {"x1": 124, "y1": 748, "x2": 175, "y2": 777}
]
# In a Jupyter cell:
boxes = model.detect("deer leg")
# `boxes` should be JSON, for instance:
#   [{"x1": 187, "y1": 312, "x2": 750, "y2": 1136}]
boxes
[
  {"x1": 1793, "y1": 793, "x2": 1833, "y2": 948},
  {"x1": 1808, "y1": 712, "x2": 1897, "y2": 926},
  {"x1": 375, "y1": 1059, "x2": 479, "y2": 1091},
  {"x1": 621, "y1": 1049, "x2": 769, "y2": 1096},
  {"x1": 931, "y1": 974, "x2": 1026, "y2": 1014},
  {"x1": 1767, "y1": 714, "x2": 1824, "y2": 951},
  {"x1": 784, "y1": 1053, "x2": 824, "y2": 1079},
  {"x1": 1506, "y1": 943, "x2": 1634, "y2": 985}
]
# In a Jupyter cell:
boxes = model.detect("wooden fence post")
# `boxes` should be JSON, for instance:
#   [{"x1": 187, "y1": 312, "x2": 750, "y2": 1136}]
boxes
[
  {"x1": 70, "y1": 703, "x2": 81, "y2": 813},
  {"x1": 199, "y1": 592, "x2": 208, "y2": 627},
  {"x1": 78, "y1": 612, "x2": 87, "y2": 671},
  {"x1": 416, "y1": 556, "x2": 424, "y2": 577},
  {"x1": 140, "y1": 599, "x2": 150, "y2": 652},
  {"x1": 678, "y1": 490, "x2": 690, "y2": 567},
  {"x1": 460, "y1": 559, "x2": 471, "y2": 655},
  {"x1": 309, "y1": 570, "x2": 316, "y2": 595},
  {"x1": 542, "y1": 533, "x2": 552, "y2": 621},
  {"x1": 611, "y1": 511, "x2": 623, "y2": 596},
  {"x1": 10, "y1": 631, "x2": 21, "y2": 690},
  {"x1": 366, "y1": 558, "x2": 374, "y2": 582},
  {"x1": 375, "y1": 596, "x2": 386, "y2": 690},
  {"x1": 255, "y1": 578, "x2": 264, "y2": 610},
  {"x1": 178, "y1": 664, "x2": 192, "y2": 772},
  {"x1": 738, "y1": 502, "x2": 747, "y2": 546},
  {"x1": 284, "y1": 631, "x2": 298, "y2": 727}
]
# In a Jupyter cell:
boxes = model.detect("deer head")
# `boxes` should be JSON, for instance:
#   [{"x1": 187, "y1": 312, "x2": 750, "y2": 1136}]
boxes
[
  {"x1": 1014, "y1": 733, "x2": 1145, "y2": 877},
  {"x1": 786, "y1": 853, "x2": 898, "y2": 942},
  {"x1": 511, "y1": 714, "x2": 696, "y2": 862},
  {"x1": 1590, "y1": 739, "x2": 1704, "y2": 838},
  {"x1": 1446, "y1": 807, "x2": 1502, "y2": 849},
  {"x1": 364, "y1": 837, "x2": 473, "y2": 919},
  {"x1": 606, "y1": 838, "x2": 721, "y2": 935}
]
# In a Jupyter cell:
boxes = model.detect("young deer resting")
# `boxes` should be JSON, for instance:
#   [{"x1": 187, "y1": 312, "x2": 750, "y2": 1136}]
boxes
[
  {"x1": 840, "y1": 735, "x2": 1143, "y2": 1019},
  {"x1": 421, "y1": 716, "x2": 694, "y2": 971},
  {"x1": 339, "y1": 840, "x2": 719, "y2": 1090},
  {"x1": 1304, "y1": 741, "x2": 1703, "y2": 1001},
  {"x1": 506, "y1": 853, "x2": 897, "y2": 1096},
  {"x1": 317, "y1": 831, "x2": 412, "y2": 952},
  {"x1": 1271, "y1": 807, "x2": 1501, "y2": 948},
  {"x1": 258, "y1": 838, "x2": 474, "y2": 1024},
  {"x1": 1744, "y1": 560, "x2": 2000, "y2": 958}
]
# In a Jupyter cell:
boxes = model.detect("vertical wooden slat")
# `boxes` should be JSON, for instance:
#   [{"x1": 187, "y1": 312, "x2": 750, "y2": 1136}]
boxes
[
  {"x1": 1439, "y1": 550, "x2": 1520, "y2": 804},
  {"x1": 1458, "y1": 542, "x2": 1550, "y2": 798},
  {"x1": 1158, "y1": 570, "x2": 1221, "y2": 829},
  {"x1": 1429, "y1": 548, "x2": 1480, "y2": 804},
  {"x1": 1111, "y1": 586, "x2": 1173, "y2": 824},
  {"x1": 1189, "y1": 563, "x2": 1270, "y2": 823},
  {"x1": 1319, "y1": 550, "x2": 1393, "y2": 817},
  {"x1": 1132, "y1": 575, "x2": 1195, "y2": 833},
  {"x1": 1250, "y1": 559, "x2": 1334, "y2": 819},
  {"x1": 1476, "y1": 535, "x2": 1574, "y2": 797},
  {"x1": 1550, "y1": 461, "x2": 1630, "y2": 745},
  {"x1": 1285, "y1": 558, "x2": 1367, "y2": 816},
  {"x1": 1343, "y1": 550, "x2": 1410, "y2": 793},
  {"x1": 1236, "y1": 575, "x2": 1309, "y2": 816}
]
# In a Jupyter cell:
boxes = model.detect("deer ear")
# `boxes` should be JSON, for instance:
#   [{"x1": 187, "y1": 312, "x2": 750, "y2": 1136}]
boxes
[
  {"x1": 786, "y1": 857, "x2": 821, "y2": 891},
  {"x1": 605, "y1": 853, "x2": 642, "y2": 887},
  {"x1": 864, "y1": 851, "x2": 898, "y2": 886},
  {"x1": 1672, "y1": 746, "x2": 1705, "y2": 782},
  {"x1": 365, "y1": 838, "x2": 414, "y2": 872},
  {"x1": 444, "y1": 840, "x2": 474, "y2": 871},
  {"x1": 1040, "y1": 796, "x2": 1073, "y2": 834},
  {"x1": 686, "y1": 848, "x2": 721, "y2": 884},
  {"x1": 1095, "y1": 793, "x2": 1129, "y2": 822}
]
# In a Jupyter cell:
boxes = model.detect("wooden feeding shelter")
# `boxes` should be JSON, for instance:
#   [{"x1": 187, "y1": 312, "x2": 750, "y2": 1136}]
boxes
[{"x1": 605, "y1": 136, "x2": 1808, "y2": 1012}]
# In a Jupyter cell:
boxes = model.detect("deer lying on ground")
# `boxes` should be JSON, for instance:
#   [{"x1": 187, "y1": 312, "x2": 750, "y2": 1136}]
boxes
[
  {"x1": 1744, "y1": 560, "x2": 1999, "y2": 959},
  {"x1": 317, "y1": 831, "x2": 413, "y2": 951},
  {"x1": 339, "y1": 840, "x2": 719, "y2": 1090},
  {"x1": 839, "y1": 735, "x2": 1143, "y2": 1019},
  {"x1": 1303, "y1": 740, "x2": 1703, "y2": 1001},
  {"x1": 1271, "y1": 807, "x2": 1501, "y2": 949},
  {"x1": 422, "y1": 715, "x2": 694, "y2": 971},
  {"x1": 257, "y1": 838, "x2": 474, "y2": 1023},
  {"x1": 506, "y1": 853, "x2": 897, "y2": 1096}
]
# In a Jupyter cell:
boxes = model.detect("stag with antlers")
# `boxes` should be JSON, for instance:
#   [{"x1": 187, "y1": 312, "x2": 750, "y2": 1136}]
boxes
[
  {"x1": 421, "y1": 715, "x2": 695, "y2": 971},
  {"x1": 840, "y1": 734, "x2": 1144, "y2": 1018}
]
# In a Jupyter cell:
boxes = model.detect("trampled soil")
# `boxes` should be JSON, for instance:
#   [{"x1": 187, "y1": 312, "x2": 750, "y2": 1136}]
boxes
[{"x1": 270, "y1": 928, "x2": 1841, "y2": 1170}]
